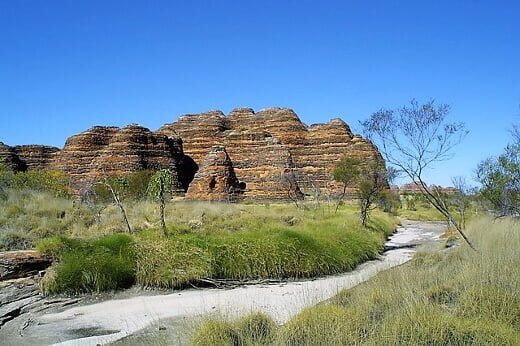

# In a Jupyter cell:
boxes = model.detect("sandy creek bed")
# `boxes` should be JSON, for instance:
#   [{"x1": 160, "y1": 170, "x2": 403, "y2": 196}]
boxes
[{"x1": 0, "y1": 221, "x2": 447, "y2": 345}]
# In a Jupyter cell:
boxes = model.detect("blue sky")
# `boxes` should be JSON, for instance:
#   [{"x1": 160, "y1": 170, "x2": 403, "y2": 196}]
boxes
[{"x1": 1, "y1": 0, "x2": 518, "y2": 186}]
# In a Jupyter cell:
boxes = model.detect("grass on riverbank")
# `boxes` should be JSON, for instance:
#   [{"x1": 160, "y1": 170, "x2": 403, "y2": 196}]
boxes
[
  {"x1": 33, "y1": 197, "x2": 396, "y2": 293},
  {"x1": 397, "y1": 205, "x2": 445, "y2": 221},
  {"x1": 191, "y1": 217, "x2": 520, "y2": 345}
]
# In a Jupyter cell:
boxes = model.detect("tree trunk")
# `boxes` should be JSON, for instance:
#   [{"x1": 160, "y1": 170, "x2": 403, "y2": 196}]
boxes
[
  {"x1": 335, "y1": 184, "x2": 347, "y2": 213},
  {"x1": 105, "y1": 182, "x2": 132, "y2": 234},
  {"x1": 159, "y1": 179, "x2": 167, "y2": 236}
]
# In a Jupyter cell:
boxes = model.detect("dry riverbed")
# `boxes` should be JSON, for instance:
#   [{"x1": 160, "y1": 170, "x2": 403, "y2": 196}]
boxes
[{"x1": 0, "y1": 221, "x2": 447, "y2": 346}]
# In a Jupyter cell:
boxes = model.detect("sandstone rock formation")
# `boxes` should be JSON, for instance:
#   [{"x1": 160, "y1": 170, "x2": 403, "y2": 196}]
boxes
[
  {"x1": 3, "y1": 106, "x2": 384, "y2": 201},
  {"x1": 0, "y1": 142, "x2": 26, "y2": 171},
  {"x1": 159, "y1": 107, "x2": 383, "y2": 199},
  {"x1": 13, "y1": 145, "x2": 60, "y2": 171},
  {"x1": 0, "y1": 250, "x2": 52, "y2": 281},
  {"x1": 50, "y1": 125, "x2": 191, "y2": 191},
  {"x1": 185, "y1": 146, "x2": 243, "y2": 201}
]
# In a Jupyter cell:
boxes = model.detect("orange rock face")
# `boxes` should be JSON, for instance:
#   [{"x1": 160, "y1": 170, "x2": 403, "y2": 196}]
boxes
[
  {"x1": 50, "y1": 125, "x2": 191, "y2": 191},
  {"x1": 3, "y1": 107, "x2": 385, "y2": 200},
  {"x1": 0, "y1": 142, "x2": 25, "y2": 171},
  {"x1": 185, "y1": 146, "x2": 243, "y2": 201},
  {"x1": 12, "y1": 145, "x2": 60, "y2": 170},
  {"x1": 159, "y1": 107, "x2": 384, "y2": 199}
]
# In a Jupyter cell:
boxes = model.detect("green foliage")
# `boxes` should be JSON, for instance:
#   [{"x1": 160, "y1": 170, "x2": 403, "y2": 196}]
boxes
[
  {"x1": 378, "y1": 189, "x2": 401, "y2": 214},
  {"x1": 94, "y1": 170, "x2": 155, "y2": 202},
  {"x1": 236, "y1": 313, "x2": 278, "y2": 344},
  {"x1": 0, "y1": 231, "x2": 32, "y2": 250},
  {"x1": 192, "y1": 217, "x2": 520, "y2": 344},
  {"x1": 332, "y1": 156, "x2": 361, "y2": 189},
  {"x1": 4, "y1": 190, "x2": 397, "y2": 292},
  {"x1": 240, "y1": 217, "x2": 518, "y2": 345},
  {"x1": 134, "y1": 207, "x2": 395, "y2": 288},
  {"x1": 356, "y1": 162, "x2": 391, "y2": 225},
  {"x1": 397, "y1": 205, "x2": 445, "y2": 221},
  {"x1": 477, "y1": 141, "x2": 520, "y2": 216},
  {"x1": 126, "y1": 169, "x2": 155, "y2": 199},
  {"x1": 191, "y1": 313, "x2": 277, "y2": 346},
  {"x1": 135, "y1": 234, "x2": 212, "y2": 288},
  {"x1": 0, "y1": 168, "x2": 70, "y2": 198},
  {"x1": 37, "y1": 233, "x2": 136, "y2": 294},
  {"x1": 191, "y1": 320, "x2": 243, "y2": 346},
  {"x1": 0, "y1": 189, "x2": 96, "y2": 250},
  {"x1": 147, "y1": 169, "x2": 174, "y2": 200},
  {"x1": 94, "y1": 176, "x2": 129, "y2": 202}
]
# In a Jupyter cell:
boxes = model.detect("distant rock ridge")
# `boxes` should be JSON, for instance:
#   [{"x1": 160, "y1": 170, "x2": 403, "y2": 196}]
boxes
[
  {"x1": 1, "y1": 107, "x2": 384, "y2": 200},
  {"x1": 158, "y1": 107, "x2": 383, "y2": 198}
]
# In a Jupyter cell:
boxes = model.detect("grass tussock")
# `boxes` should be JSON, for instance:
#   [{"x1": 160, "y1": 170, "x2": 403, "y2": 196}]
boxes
[
  {"x1": 37, "y1": 233, "x2": 136, "y2": 294},
  {"x1": 133, "y1": 204, "x2": 394, "y2": 288},
  {"x1": 397, "y1": 205, "x2": 445, "y2": 221},
  {"x1": 191, "y1": 313, "x2": 277, "y2": 346},
  {"x1": 19, "y1": 189, "x2": 396, "y2": 293},
  {"x1": 191, "y1": 217, "x2": 520, "y2": 345}
]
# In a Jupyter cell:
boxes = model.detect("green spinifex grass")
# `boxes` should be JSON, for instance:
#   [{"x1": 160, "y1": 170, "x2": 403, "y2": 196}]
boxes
[
  {"x1": 38, "y1": 234, "x2": 136, "y2": 293},
  {"x1": 36, "y1": 201, "x2": 396, "y2": 293},
  {"x1": 191, "y1": 217, "x2": 520, "y2": 345}
]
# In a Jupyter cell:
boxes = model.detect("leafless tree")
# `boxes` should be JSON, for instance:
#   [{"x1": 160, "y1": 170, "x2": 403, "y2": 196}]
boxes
[
  {"x1": 97, "y1": 178, "x2": 132, "y2": 233},
  {"x1": 361, "y1": 99, "x2": 475, "y2": 249},
  {"x1": 280, "y1": 170, "x2": 305, "y2": 210}
]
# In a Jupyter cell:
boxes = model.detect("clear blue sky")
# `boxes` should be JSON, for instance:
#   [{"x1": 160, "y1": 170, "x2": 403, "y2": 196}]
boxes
[{"x1": 1, "y1": 0, "x2": 518, "y2": 186}]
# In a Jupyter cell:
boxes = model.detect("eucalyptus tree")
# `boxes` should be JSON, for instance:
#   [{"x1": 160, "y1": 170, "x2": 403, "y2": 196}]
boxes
[{"x1": 361, "y1": 99, "x2": 475, "y2": 249}]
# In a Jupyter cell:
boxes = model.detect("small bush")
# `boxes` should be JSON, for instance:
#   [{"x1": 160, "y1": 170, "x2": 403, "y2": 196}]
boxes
[
  {"x1": 236, "y1": 312, "x2": 277, "y2": 344},
  {"x1": 191, "y1": 320, "x2": 242, "y2": 346},
  {"x1": 0, "y1": 231, "x2": 32, "y2": 251},
  {"x1": 135, "y1": 234, "x2": 212, "y2": 288},
  {"x1": 37, "y1": 233, "x2": 136, "y2": 294},
  {"x1": 12, "y1": 170, "x2": 70, "y2": 198},
  {"x1": 278, "y1": 305, "x2": 351, "y2": 345}
]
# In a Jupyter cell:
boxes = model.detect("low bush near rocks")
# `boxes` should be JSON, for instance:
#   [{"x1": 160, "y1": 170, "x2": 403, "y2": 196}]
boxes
[
  {"x1": 37, "y1": 233, "x2": 136, "y2": 294},
  {"x1": 191, "y1": 313, "x2": 277, "y2": 346}
]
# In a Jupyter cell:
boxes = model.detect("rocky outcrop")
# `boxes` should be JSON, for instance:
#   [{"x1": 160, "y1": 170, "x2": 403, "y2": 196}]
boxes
[
  {"x1": 159, "y1": 107, "x2": 384, "y2": 199},
  {"x1": 185, "y1": 146, "x2": 243, "y2": 201},
  {"x1": 4, "y1": 106, "x2": 384, "y2": 201},
  {"x1": 12, "y1": 145, "x2": 60, "y2": 171},
  {"x1": 0, "y1": 142, "x2": 26, "y2": 171},
  {"x1": 50, "y1": 125, "x2": 191, "y2": 192},
  {"x1": 0, "y1": 250, "x2": 52, "y2": 281}
]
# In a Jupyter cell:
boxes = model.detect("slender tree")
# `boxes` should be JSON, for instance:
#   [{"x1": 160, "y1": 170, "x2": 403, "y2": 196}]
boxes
[
  {"x1": 98, "y1": 177, "x2": 132, "y2": 233},
  {"x1": 147, "y1": 169, "x2": 174, "y2": 236},
  {"x1": 357, "y1": 162, "x2": 393, "y2": 226},
  {"x1": 332, "y1": 156, "x2": 362, "y2": 212},
  {"x1": 361, "y1": 99, "x2": 475, "y2": 249}
]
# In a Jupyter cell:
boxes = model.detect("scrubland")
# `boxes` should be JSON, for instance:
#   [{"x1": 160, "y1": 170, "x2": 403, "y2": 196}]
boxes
[
  {"x1": 191, "y1": 217, "x2": 519, "y2": 345},
  {"x1": 0, "y1": 188, "x2": 396, "y2": 293}
]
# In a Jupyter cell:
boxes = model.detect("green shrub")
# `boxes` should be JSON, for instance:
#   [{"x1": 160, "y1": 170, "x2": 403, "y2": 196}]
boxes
[
  {"x1": 382, "y1": 307, "x2": 519, "y2": 345},
  {"x1": 135, "y1": 234, "x2": 212, "y2": 288},
  {"x1": 94, "y1": 170, "x2": 155, "y2": 202},
  {"x1": 37, "y1": 233, "x2": 136, "y2": 294},
  {"x1": 0, "y1": 231, "x2": 32, "y2": 251},
  {"x1": 236, "y1": 313, "x2": 277, "y2": 344},
  {"x1": 278, "y1": 305, "x2": 351, "y2": 345},
  {"x1": 11, "y1": 170, "x2": 70, "y2": 198},
  {"x1": 191, "y1": 320, "x2": 243, "y2": 346}
]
